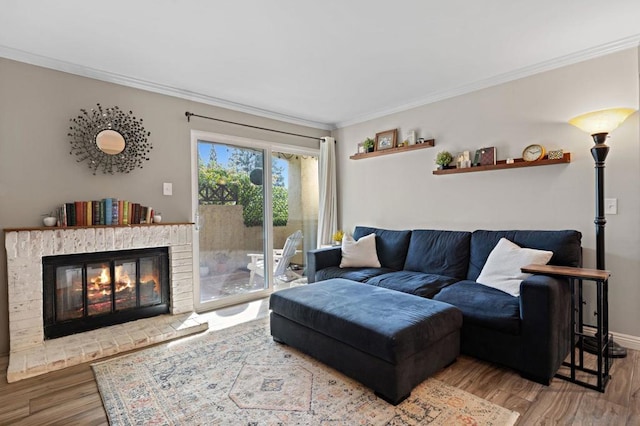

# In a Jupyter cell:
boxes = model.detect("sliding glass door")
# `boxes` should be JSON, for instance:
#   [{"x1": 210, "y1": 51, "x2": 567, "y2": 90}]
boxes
[
  {"x1": 191, "y1": 131, "x2": 319, "y2": 311},
  {"x1": 196, "y1": 140, "x2": 268, "y2": 308}
]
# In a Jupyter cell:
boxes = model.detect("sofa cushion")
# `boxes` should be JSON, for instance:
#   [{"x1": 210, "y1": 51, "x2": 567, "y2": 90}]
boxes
[
  {"x1": 476, "y1": 238, "x2": 553, "y2": 297},
  {"x1": 339, "y1": 233, "x2": 381, "y2": 268},
  {"x1": 403, "y1": 230, "x2": 471, "y2": 279},
  {"x1": 366, "y1": 271, "x2": 460, "y2": 298},
  {"x1": 353, "y1": 226, "x2": 411, "y2": 271},
  {"x1": 315, "y1": 266, "x2": 393, "y2": 283},
  {"x1": 270, "y1": 279, "x2": 463, "y2": 363},
  {"x1": 433, "y1": 280, "x2": 521, "y2": 335},
  {"x1": 467, "y1": 230, "x2": 582, "y2": 281}
]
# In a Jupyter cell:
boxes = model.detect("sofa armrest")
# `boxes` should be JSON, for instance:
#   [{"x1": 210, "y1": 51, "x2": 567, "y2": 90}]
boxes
[
  {"x1": 306, "y1": 247, "x2": 342, "y2": 283},
  {"x1": 519, "y1": 274, "x2": 572, "y2": 383}
]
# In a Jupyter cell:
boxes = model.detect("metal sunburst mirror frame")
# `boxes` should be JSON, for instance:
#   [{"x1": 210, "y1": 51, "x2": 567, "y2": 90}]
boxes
[{"x1": 68, "y1": 104, "x2": 152, "y2": 175}]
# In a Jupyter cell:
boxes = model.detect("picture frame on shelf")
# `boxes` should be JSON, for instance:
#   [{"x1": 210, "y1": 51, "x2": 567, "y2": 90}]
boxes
[
  {"x1": 548, "y1": 149, "x2": 564, "y2": 160},
  {"x1": 404, "y1": 130, "x2": 416, "y2": 146},
  {"x1": 456, "y1": 151, "x2": 471, "y2": 168},
  {"x1": 375, "y1": 129, "x2": 397, "y2": 151},
  {"x1": 356, "y1": 142, "x2": 365, "y2": 154},
  {"x1": 474, "y1": 147, "x2": 496, "y2": 166}
]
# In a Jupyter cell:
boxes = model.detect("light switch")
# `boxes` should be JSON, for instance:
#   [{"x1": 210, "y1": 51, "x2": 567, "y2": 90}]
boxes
[
  {"x1": 163, "y1": 182, "x2": 173, "y2": 196},
  {"x1": 604, "y1": 198, "x2": 617, "y2": 215}
]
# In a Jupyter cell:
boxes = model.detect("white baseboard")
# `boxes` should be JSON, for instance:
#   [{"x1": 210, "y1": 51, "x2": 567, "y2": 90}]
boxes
[
  {"x1": 583, "y1": 326, "x2": 640, "y2": 351},
  {"x1": 610, "y1": 331, "x2": 640, "y2": 351}
]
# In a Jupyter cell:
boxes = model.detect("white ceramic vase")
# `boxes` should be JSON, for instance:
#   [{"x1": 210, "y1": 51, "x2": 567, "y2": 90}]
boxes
[{"x1": 43, "y1": 216, "x2": 57, "y2": 227}]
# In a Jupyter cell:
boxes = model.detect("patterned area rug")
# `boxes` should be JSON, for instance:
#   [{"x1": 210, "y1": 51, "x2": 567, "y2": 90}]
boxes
[{"x1": 93, "y1": 318, "x2": 519, "y2": 425}]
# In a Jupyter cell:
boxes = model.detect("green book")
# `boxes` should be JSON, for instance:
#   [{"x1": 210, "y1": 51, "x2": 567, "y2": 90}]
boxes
[{"x1": 99, "y1": 200, "x2": 105, "y2": 225}]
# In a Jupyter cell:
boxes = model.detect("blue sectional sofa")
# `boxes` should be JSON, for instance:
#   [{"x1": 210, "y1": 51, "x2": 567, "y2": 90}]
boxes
[{"x1": 306, "y1": 226, "x2": 582, "y2": 385}]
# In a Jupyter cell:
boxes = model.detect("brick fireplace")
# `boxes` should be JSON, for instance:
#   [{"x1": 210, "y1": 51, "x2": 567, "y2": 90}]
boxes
[
  {"x1": 5, "y1": 224, "x2": 208, "y2": 382},
  {"x1": 43, "y1": 246, "x2": 172, "y2": 340}
]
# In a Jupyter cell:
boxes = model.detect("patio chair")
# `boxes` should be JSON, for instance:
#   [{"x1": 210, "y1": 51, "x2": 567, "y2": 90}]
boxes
[{"x1": 247, "y1": 230, "x2": 303, "y2": 285}]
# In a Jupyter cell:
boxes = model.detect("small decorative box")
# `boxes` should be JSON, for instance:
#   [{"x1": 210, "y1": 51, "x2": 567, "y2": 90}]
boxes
[{"x1": 548, "y1": 149, "x2": 564, "y2": 160}]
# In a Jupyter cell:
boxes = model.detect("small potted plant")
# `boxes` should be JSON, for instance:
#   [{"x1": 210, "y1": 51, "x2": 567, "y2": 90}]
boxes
[
  {"x1": 363, "y1": 137, "x2": 375, "y2": 153},
  {"x1": 332, "y1": 230, "x2": 344, "y2": 245},
  {"x1": 435, "y1": 150, "x2": 454, "y2": 170}
]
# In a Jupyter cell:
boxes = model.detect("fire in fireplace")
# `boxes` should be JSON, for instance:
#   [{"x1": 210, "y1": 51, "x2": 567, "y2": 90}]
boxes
[{"x1": 43, "y1": 247, "x2": 170, "y2": 339}]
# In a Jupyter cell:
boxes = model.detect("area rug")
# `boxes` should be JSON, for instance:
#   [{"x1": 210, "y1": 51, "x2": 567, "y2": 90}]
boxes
[{"x1": 92, "y1": 318, "x2": 519, "y2": 425}]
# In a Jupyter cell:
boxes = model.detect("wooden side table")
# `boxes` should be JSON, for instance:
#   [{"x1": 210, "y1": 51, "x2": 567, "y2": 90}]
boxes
[{"x1": 521, "y1": 264, "x2": 611, "y2": 392}]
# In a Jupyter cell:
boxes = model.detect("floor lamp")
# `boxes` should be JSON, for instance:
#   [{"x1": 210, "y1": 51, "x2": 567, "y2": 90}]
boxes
[{"x1": 568, "y1": 107, "x2": 636, "y2": 358}]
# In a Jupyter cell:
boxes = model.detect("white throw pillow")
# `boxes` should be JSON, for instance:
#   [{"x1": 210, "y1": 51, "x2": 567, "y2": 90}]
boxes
[
  {"x1": 339, "y1": 233, "x2": 381, "y2": 268},
  {"x1": 476, "y1": 238, "x2": 553, "y2": 297}
]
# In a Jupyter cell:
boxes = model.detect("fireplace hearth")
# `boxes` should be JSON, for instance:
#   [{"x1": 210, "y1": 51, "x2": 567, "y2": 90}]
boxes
[
  {"x1": 43, "y1": 247, "x2": 170, "y2": 339},
  {"x1": 5, "y1": 224, "x2": 207, "y2": 383}
]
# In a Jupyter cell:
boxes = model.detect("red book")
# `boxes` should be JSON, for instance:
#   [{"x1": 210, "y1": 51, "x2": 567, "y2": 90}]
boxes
[
  {"x1": 133, "y1": 203, "x2": 141, "y2": 224},
  {"x1": 74, "y1": 201, "x2": 83, "y2": 226},
  {"x1": 81, "y1": 201, "x2": 86, "y2": 226},
  {"x1": 118, "y1": 200, "x2": 124, "y2": 225}
]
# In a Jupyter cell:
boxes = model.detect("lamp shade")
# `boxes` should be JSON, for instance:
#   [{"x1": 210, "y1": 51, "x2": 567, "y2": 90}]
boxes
[{"x1": 568, "y1": 107, "x2": 636, "y2": 135}]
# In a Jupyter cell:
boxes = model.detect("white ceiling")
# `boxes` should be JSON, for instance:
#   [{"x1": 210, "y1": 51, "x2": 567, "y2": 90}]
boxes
[{"x1": 2, "y1": 1, "x2": 640, "y2": 130}]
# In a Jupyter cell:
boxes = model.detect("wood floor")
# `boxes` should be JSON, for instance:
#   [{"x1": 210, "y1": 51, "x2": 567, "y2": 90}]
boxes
[{"x1": 1, "y1": 301, "x2": 639, "y2": 425}]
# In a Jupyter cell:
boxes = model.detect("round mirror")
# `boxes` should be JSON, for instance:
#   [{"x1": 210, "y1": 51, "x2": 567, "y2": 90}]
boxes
[
  {"x1": 69, "y1": 104, "x2": 152, "y2": 174},
  {"x1": 96, "y1": 129, "x2": 126, "y2": 155}
]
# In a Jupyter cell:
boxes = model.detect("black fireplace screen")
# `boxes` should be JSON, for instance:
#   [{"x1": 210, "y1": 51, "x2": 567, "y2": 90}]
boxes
[{"x1": 43, "y1": 247, "x2": 170, "y2": 339}]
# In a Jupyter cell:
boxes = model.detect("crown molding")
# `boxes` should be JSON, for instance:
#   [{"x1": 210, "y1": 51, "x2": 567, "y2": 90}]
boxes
[
  {"x1": 0, "y1": 45, "x2": 334, "y2": 131},
  {"x1": 3, "y1": 34, "x2": 639, "y2": 132},
  {"x1": 335, "y1": 34, "x2": 640, "y2": 129}
]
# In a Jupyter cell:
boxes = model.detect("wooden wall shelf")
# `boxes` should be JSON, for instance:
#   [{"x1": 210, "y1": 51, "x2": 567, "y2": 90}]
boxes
[
  {"x1": 432, "y1": 152, "x2": 570, "y2": 175},
  {"x1": 350, "y1": 139, "x2": 435, "y2": 160}
]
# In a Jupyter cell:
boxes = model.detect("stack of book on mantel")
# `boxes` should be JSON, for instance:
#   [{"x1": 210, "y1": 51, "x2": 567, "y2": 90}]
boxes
[{"x1": 53, "y1": 199, "x2": 155, "y2": 227}]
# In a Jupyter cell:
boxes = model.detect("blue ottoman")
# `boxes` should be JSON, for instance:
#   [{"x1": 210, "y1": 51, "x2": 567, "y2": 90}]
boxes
[{"x1": 269, "y1": 278, "x2": 462, "y2": 404}]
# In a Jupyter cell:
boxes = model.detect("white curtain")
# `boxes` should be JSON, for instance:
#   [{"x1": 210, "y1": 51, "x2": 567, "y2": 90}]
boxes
[{"x1": 317, "y1": 136, "x2": 337, "y2": 247}]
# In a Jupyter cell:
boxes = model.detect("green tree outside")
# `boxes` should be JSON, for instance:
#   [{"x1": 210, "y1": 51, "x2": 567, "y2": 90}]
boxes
[{"x1": 199, "y1": 160, "x2": 288, "y2": 227}]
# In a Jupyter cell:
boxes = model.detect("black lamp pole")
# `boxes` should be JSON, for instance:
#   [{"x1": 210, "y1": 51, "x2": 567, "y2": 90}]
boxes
[
  {"x1": 591, "y1": 133, "x2": 609, "y2": 271},
  {"x1": 587, "y1": 132, "x2": 627, "y2": 358}
]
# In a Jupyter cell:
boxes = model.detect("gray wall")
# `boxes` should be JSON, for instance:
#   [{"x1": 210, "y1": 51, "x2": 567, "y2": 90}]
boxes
[
  {"x1": 0, "y1": 58, "x2": 328, "y2": 355},
  {"x1": 2, "y1": 48, "x2": 639, "y2": 355},
  {"x1": 333, "y1": 48, "x2": 640, "y2": 342}
]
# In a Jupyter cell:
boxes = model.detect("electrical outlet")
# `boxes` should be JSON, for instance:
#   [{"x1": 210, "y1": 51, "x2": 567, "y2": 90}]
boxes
[
  {"x1": 604, "y1": 198, "x2": 617, "y2": 215},
  {"x1": 163, "y1": 182, "x2": 173, "y2": 196}
]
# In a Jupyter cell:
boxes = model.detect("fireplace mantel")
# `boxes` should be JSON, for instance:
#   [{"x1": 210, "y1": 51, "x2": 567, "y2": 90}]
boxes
[
  {"x1": 4, "y1": 222, "x2": 194, "y2": 232},
  {"x1": 4, "y1": 223, "x2": 207, "y2": 382}
]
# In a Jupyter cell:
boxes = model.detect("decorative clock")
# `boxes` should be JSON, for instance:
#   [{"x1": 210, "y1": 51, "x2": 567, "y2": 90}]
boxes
[{"x1": 522, "y1": 144, "x2": 545, "y2": 161}]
